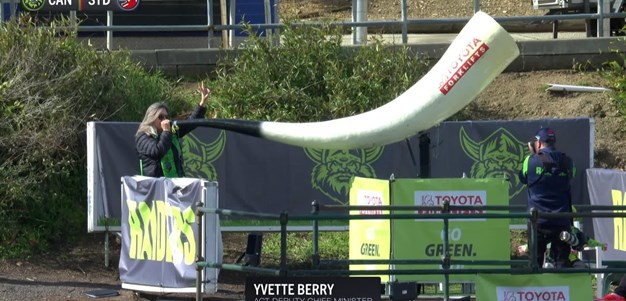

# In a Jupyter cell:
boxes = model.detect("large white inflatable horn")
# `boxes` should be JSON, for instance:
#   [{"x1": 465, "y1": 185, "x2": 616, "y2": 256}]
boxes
[{"x1": 177, "y1": 12, "x2": 519, "y2": 149}]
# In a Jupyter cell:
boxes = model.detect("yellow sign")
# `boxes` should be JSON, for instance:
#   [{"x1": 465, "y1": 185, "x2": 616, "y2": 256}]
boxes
[
  {"x1": 348, "y1": 177, "x2": 391, "y2": 282},
  {"x1": 611, "y1": 189, "x2": 626, "y2": 251}
]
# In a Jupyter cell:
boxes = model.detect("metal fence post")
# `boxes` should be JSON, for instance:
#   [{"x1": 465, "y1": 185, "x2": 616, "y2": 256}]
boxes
[
  {"x1": 529, "y1": 207, "x2": 539, "y2": 270},
  {"x1": 401, "y1": 0, "x2": 407, "y2": 44},
  {"x1": 195, "y1": 200, "x2": 206, "y2": 301},
  {"x1": 311, "y1": 201, "x2": 320, "y2": 268},
  {"x1": 442, "y1": 199, "x2": 450, "y2": 301},
  {"x1": 207, "y1": 0, "x2": 214, "y2": 48},
  {"x1": 602, "y1": 0, "x2": 611, "y2": 36},
  {"x1": 280, "y1": 211, "x2": 289, "y2": 277},
  {"x1": 264, "y1": 0, "x2": 272, "y2": 43},
  {"x1": 598, "y1": 0, "x2": 605, "y2": 37},
  {"x1": 229, "y1": 0, "x2": 235, "y2": 48},
  {"x1": 354, "y1": 0, "x2": 367, "y2": 45},
  {"x1": 106, "y1": 10, "x2": 113, "y2": 50}
]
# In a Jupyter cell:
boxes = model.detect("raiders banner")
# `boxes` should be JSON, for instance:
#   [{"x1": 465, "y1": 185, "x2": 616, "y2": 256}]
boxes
[
  {"x1": 87, "y1": 118, "x2": 592, "y2": 232},
  {"x1": 119, "y1": 176, "x2": 222, "y2": 293},
  {"x1": 87, "y1": 121, "x2": 424, "y2": 232}
]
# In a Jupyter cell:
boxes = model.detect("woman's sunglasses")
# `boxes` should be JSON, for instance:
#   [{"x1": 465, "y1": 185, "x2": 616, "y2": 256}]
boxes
[{"x1": 158, "y1": 114, "x2": 170, "y2": 121}]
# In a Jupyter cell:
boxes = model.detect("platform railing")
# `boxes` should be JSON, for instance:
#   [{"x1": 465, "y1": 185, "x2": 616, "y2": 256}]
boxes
[{"x1": 195, "y1": 203, "x2": 626, "y2": 301}]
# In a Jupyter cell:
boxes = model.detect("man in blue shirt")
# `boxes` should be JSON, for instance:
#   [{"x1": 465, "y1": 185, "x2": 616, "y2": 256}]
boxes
[{"x1": 519, "y1": 127, "x2": 576, "y2": 268}]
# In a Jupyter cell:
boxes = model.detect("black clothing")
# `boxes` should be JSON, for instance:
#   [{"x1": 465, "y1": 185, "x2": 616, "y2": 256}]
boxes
[
  {"x1": 519, "y1": 146, "x2": 575, "y2": 268},
  {"x1": 535, "y1": 225, "x2": 572, "y2": 268},
  {"x1": 519, "y1": 147, "x2": 575, "y2": 227},
  {"x1": 136, "y1": 105, "x2": 207, "y2": 177}
]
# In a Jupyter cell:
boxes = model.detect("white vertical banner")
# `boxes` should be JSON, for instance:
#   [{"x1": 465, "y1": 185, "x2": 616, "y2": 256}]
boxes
[{"x1": 119, "y1": 176, "x2": 222, "y2": 293}]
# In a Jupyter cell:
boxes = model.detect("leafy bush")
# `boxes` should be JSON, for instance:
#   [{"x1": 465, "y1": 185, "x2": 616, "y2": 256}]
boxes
[
  {"x1": 0, "y1": 15, "x2": 180, "y2": 257},
  {"x1": 601, "y1": 54, "x2": 626, "y2": 120},
  {"x1": 210, "y1": 22, "x2": 430, "y2": 122},
  {"x1": 0, "y1": 16, "x2": 429, "y2": 258}
]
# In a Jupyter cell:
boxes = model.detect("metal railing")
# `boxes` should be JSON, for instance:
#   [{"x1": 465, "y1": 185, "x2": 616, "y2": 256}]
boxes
[
  {"x1": 2, "y1": 0, "x2": 626, "y2": 50},
  {"x1": 195, "y1": 203, "x2": 626, "y2": 301}
]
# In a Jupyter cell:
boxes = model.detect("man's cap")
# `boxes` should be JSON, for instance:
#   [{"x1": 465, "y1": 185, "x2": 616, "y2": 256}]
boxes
[{"x1": 534, "y1": 127, "x2": 556, "y2": 143}]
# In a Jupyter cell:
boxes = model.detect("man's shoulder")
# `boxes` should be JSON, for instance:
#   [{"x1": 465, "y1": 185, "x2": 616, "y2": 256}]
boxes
[{"x1": 538, "y1": 148, "x2": 570, "y2": 159}]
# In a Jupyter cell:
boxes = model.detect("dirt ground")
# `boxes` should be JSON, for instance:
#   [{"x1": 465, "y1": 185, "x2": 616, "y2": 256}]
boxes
[
  {"x1": 2, "y1": 1, "x2": 625, "y2": 301},
  {"x1": 0, "y1": 233, "x2": 252, "y2": 301},
  {"x1": 473, "y1": 70, "x2": 625, "y2": 170}
]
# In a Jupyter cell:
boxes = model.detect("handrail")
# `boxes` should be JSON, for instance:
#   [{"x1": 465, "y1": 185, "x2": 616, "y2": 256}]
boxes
[
  {"x1": 63, "y1": 13, "x2": 626, "y2": 32},
  {"x1": 198, "y1": 207, "x2": 281, "y2": 219},
  {"x1": 320, "y1": 259, "x2": 528, "y2": 265},
  {"x1": 321, "y1": 204, "x2": 528, "y2": 211},
  {"x1": 285, "y1": 267, "x2": 626, "y2": 276},
  {"x1": 196, "y1": 203, "x2": 626, "y2": 301},
  {"x1": 198, "y1": 205, "x2": 626, "y2": 216},
  {"x1": 197, "y1": 262, "x2": 281, "y2": 276},
  {"x1": 289, "y1": 212, "x2": 531, "y2": 220}
]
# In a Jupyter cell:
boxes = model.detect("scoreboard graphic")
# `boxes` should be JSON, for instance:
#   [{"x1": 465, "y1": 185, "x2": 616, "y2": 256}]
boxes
[{"x1": 21, "y1": 0, "x2": 140, "y2": 12}]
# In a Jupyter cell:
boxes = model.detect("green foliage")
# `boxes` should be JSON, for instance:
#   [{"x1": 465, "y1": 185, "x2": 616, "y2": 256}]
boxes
[
  {"x1": 0, "y1": 15, "x2": 429, "y2": 258},
  {"x1": 0, "y1": 15, "x2": 176, "y2": 257},
  {"x1": 601, "y1": 53, "x2": 626, "y2": 121},
  {"x1": 210, "y1": 22, "x2": 430, "y2": 122}
]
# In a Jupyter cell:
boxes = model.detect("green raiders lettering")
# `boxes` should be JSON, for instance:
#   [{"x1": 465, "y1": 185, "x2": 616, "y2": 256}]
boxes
[{"x1": 126, "y1": 200, "x2": 196, "y2": 265}]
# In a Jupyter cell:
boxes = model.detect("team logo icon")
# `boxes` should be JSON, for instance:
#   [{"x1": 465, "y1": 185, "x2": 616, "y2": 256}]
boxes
[
  {"x1": 21, "y1": 0, "x2": 45, "y2": 11},
  {"x1": 502, "y1": 291, "x2": 516, "y2": 301},
  {"x1": 117, "y1": 0, "x2": 139, "y2": 11},
  {"x1": 421, "y1": 194, "x2": 435, "y2": 206}
]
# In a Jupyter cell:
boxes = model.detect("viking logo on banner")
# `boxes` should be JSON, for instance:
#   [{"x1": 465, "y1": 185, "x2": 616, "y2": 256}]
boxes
[
  {"x1": 305, "y1": 148, "x2": 384, "y2": 205},
  {"x1": 586, "y1": 168, "x2": 626, "y2": 260},
  {"x1": 428, "y1": 118, "x2": 593, "y2": 210},
  {"x1": 459, "y1": 127, "x2": 527, "y2": 200},
  {"x1": 119, "y1": 176, "x2": 222, "y2": 293},
  {"x1": 183, "y1": 131, "x2": 226, "y2": 181}
]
